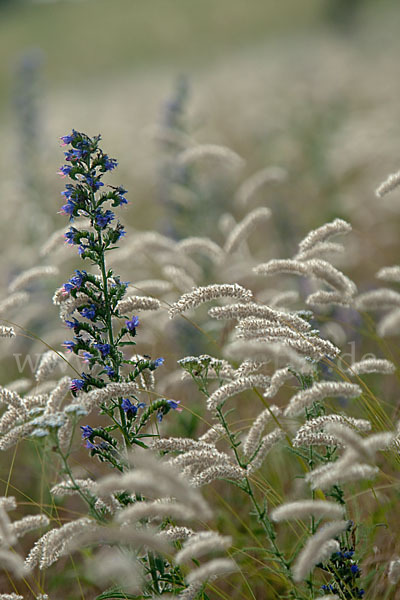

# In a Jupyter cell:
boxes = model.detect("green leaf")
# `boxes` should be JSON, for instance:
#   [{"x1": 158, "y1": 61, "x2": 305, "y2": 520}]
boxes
[{"x1": 95, "y1": 587, "x2": 141, "y2": 600}]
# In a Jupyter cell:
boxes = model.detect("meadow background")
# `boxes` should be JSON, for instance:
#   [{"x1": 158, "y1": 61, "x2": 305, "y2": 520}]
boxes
[{"x1": 1, "y1": 0, "x2": 400, "y2": 598}]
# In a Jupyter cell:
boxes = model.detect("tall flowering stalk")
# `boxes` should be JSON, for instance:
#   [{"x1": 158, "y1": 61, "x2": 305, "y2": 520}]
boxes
[{"x1": 58, "y1": 130, "x2": 177, "y2": 467}]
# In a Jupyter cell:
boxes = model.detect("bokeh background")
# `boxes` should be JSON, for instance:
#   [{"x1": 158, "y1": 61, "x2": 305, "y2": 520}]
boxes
[{"x1": 1, "y1": 1, "x2": 400, "y2": 597}]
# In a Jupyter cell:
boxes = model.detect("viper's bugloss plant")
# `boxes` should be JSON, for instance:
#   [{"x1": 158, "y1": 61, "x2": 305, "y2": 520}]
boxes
[{"x1": 57, "y1": 131, "x2": 178, "y2": 467}]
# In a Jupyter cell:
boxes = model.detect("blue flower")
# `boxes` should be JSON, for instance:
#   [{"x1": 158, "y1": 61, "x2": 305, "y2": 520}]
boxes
[
  {"x1": 85, "y1": 175, "x2": 104, "y2": 190},
  {"x1": 153, "y1": 357, "x2": 164, "y2": 368},
  {"x1": 114, "y1": 186, "x2": 128, "y2": 205},
  {"x1": 61, "y1": 183, "x2": 76, "y2": 199},
  {"x1": 167, "y1": 399, "x2": 182, "y2": 412},
  {"x1": 85, "y1": 440, "x2": 96, "y2": 450},
  {"x1": 71, "y1": 378, "x2": 85, "y2": 392},
  {"x1": 351, "y1": 564, "x2": 359, "y2": 575},
  {"x1": 60, "y1": 131, "x2": 77, "y2": 145},
  {"x1": 58, "y1": 165, "x2": 72, "y2": 177},
  {"x1": 95, "y1": 209, "x2": 115, "y2": 229},
  {"x1": 65, "y1": 318, "x2": 79, "y2": 329},
  {"x1": 157, "y1": 399, "x2": 182, "y2": 422},
  {"x1": 60, "y1": 201, "x2": 76, "y2": 218},
  {"x1": 126, "y1": 316, "x2": 139, "y2": 332},
  {"x1": 63, "y1": 340, "x2": 75, "y2": 352},
  {"x1": 104, "y1": 365, "x2": 115, "y2": 377},
  {"x1": 81, "y1": 352, "x2": 93, "y2": 364},
  {"x1": 115, "y1": 225, "x2": 126, "y2": 240},
  {"x1": 63, "y1": 270, "x2": 85, "y2": 292},
  {"x1": 64, "y1": 226, "x2": 78, "y2": 244},
  {"x1": 103, "y1": 156, "x2": 118, "y2": 171},
  {"x1": 80, "y1": 304, "x2": 97, "y2": 320},
  {"x1": 94, "y1": 342, "x2": 111, "y2": 358},
  {"x1": 121, "y1": 398, "x2": 138, "y2": 419},
  {"x1": 64, "y1": 147, "x2": 87, "y2": 162},
  {"x1": 80, "y1": 425, "x2": 94, "y2": 439}
]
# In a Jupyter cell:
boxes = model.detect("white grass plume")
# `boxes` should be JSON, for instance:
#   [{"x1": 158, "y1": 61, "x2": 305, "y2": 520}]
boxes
[
  {"x1": 376, "y1": 265, "x2": 400, "y2": 282},
  {"x1": 176, "y1": 237, "x2": 225, "y2": 265},
  {"x1": 206, "y1": 374, "x2": 270, "y2": 411},
  {"x1": 254, "y1": 258, "x2": 357, "y2": 297},
  {"x1": 186, "y1": 557, "x2": 238, "y2": 584},
  {"x1": 35, "y1": 351, "x2": 65, "y2": 382},
  {"x1": 355, "y1": 289, "x2": 400, "y2": 310},
  {"x1": 169, "y1": 284, "x2": 253, "y2": 318},
  {"x1": 346, "y1": 358, "x2": 395, "y2": 376},
  {"x1": 175, "y1": 532, "x2": 232, "y2": 564},
  {"x1": 306, "y1": 290, "x2": 353, "y2": 307},
  {"x1": 246, "y1": 428, "x2": 285, "y2": 474},
  {"x1": 264, "y1": 367, "x2": 295, "y2": 398},
  {"x1": 8, "y1": 266, "x2": 59, "y2": 293},
  {"x1": 0, "y1": 548, "x2": 26, "y2": 578},
  {"x1": 177, "y1": 144, "x2": 244, "y2": 170},
  {"x1": 162, "y1": 265, "x2": 196, "y2": 292},
  {"x1": 131, "y1": 279, "x2": 173, "y2": 295},
  {"x1": 292, "y1": 520, "x2": 349, "y2": 581},
  {"x1": 97, "y1": 451, "x2": 211, "y2": 519},
  {"x1": 117, "y1": 295, "x2": 161, "y2": 313},
  {"x1": 377, "y1": 308, "x2": 400, "y2": 337},
  {"x1": 293, "y1": 415, "x2": 371, "y2": 448},
  {"x1": 209, "y1": 302, "x2": 311, "y2": 332},
  {"x1": 190, "y1": 464, "x2": 246, "y2": 486},
  {"x1": 375, "y1": 169, "x2": 400, "y2": 197},
  {"x1": 296, "y1": 219, "x2": 352, "y2": 255},
  {"x1": 243, "y1": 404, "x2": 281, "y2": 457},
  {"x1": 235, "y1": 166, "x2": 288, "y2": 207},
  {"x1": 271, "y1": 500, "x2": 345, "y2": 522},
  {"x1": 284, "y1": 382, "x2": 362, "y2": 417},
  {"x1": 0, "y1": 292, "x2": 29, "y2": 316},
  {"x1": 296, "y1": 241, "x2": 345, "y2": 262},
  {"x1": 116, "y1": 500, "x2": 197, "y2": 524},
  {"x1": 224, "y1": 339, "x2": 312, "y2": 372},
  {"x1": 223, "y1": 207, "x2": 271, "y2": 254}
]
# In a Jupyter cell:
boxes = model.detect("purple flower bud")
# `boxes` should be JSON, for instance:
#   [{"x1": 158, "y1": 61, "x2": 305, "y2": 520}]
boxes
[
  {"x1": 80, "y1": 425, "x2": 94, "y2": 439},
  {"x1": 126, "y1": 316, "x2": 139, "y2": 332}
]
